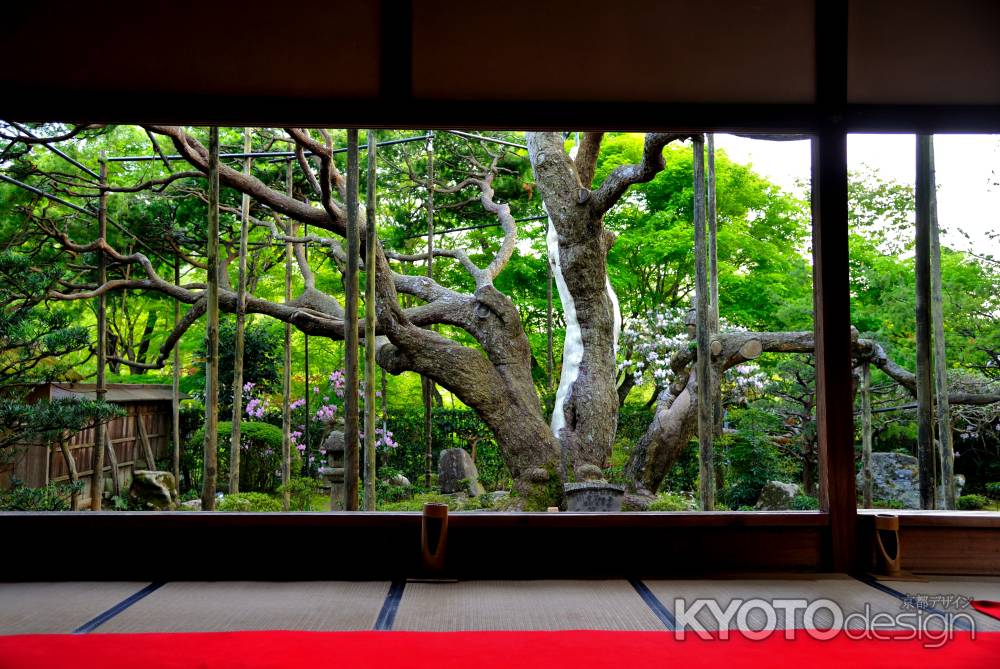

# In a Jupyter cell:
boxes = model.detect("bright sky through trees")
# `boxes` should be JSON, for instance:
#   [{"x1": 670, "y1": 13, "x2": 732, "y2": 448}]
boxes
[{"x1": 717, "y1": 134, "x2": 1000, "y2": 255}]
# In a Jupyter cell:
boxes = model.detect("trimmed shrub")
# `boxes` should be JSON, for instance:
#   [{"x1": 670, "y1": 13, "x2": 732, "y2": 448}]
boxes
[
  {"x1": 187, "y1": 421, "x2": 300, "y2": 493},
  {"x1": 648, "y1": 491, "x2": 695, "y2": 511},
  {"x1": 792, "y1": 495, "x2": 819, "y2": 510},
  {"x1": 957, "y1": 494, "x2": 990, "y2": 511},
  {"x1": 218, "y1": 492, "x2": 282, "y2": 512}
]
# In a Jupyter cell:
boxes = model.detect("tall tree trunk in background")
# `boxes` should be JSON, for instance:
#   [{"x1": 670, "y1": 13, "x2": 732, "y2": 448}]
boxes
[
  {"x1": 172, "y1": 256, "x2": 181, "y2": 487},
  {"x1": 282, "y1": 172, "x2": 293, "y2": 512},
  {"x1": 363, "y1": 129, "x2": 378, "y2": 511},
  {"x1": 423, "y1": 133, "x2": 435, "y2": 489},
  {"x1": 860, "y1": 360, "x2": 874, "y2": 507},
  {"x1": 229, "y1": 128, "x2": 251, "y2": 494},
  {"x1": 91, "y1": 152, "x2": 107, "y2": 510},
  {"x1": 528, "y1": 132, "x2": 621, "y2": 479},
  {"x1": 915, "y1": 135, "x2": 936, "y2": 509},
  {"x1": 133, "y1": 311, "x2": 158, "y2": 369},
  {"x1": 201, "y1": 128, "x2": 220, "y2": 511}
]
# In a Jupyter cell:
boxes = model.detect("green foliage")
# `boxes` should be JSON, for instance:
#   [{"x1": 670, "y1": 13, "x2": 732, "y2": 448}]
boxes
[
  {"x1": 277, "y1": 477, "x2": 319, "y2": 511},
  {"x1": 872, "y1": 499, "x2": 906, "y2": 510},
  {"x1": 792, "y1": 495, "x2": 819, "y2": 510},
  {"x1": 377, "y1": 491, "x2": 491, "y2": 512},
  {"x1": 193, "y1": 317, "x2": 282, "y2": 415},
  {"x1": 0, "y1": 398, "x2": 123, "y2": 455},
  {"x1": 0, "y1": 478, "x2": 82, "y2": 511},
  {"x1": 217, "y1": 492, "x2": 283, "y2": 512},
  {"x1": 985, "y1": 482, "x2": 1000, "y2": 499},
  {"x1": 957, "y1": 494, "x2": 990, "y2": 511},
  {"x1": 719, "y1": 407, "x2": 795, "y2": 508},
  {"x1": 186, "y1": 420, "x2": 299, "y2": 493},
  {"x1": 648, "y1": 491, "x2": 695, "y2": 511}
]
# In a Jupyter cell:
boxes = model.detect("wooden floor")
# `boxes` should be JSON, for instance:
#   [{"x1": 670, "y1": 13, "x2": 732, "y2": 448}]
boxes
[{"x1": 1, "y1": 576, "x2": 997, "y2": 635}]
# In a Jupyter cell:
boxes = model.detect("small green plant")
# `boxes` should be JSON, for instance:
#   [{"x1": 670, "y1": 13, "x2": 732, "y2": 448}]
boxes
[
  {"x1": 648, "y1": 491, "x2": 695, "y2": 511},
  {"x1": 277, "y1": 477, "x2": 319, "y2": 511},
  {"x1": 792, "y1": 495, "x2": 819, "y2": 510},
  {"x1": 985, "y1": 482, "x2": 1000, "y2": 499},
  {"x1": 957, "y1": 494, "x2": 990, "y2": 511},
  {"x1": 0, "y1": 479, "x2": 83, "y2": 511},
  {"x1": 872, "y1": 498, "x2": 906, "y2": 509},
  {"x1": 217, "y1": 492, "x2": 282, "y2": 512}
]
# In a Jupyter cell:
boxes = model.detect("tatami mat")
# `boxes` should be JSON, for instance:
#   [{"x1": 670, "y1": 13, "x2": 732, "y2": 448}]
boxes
[
  {"x1": 644, "y1": 576, "x2": 918, "y2": 631},
  {"x1": 0, "y1": 582, "x2": 150, "y2": 635},
  {"x1": 894, "y1": 576, "x2": 1000, "y2": 632},
  {"x1": 96, "y1": 581, "x2": 390, "y2": 633},
  {"x1": 393, "y1": 580, "x2": 665, "y2": 631}
]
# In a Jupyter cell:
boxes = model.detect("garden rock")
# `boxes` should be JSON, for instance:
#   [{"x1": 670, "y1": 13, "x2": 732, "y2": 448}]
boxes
[
  {"x1": 564, "y1": 482, "x2": 625, "y2": 511},
  {"x1": 575, "y1": 463, "x2": 606, "y2": 482},
  {"x1": 130, "y1": 470, "x2": 178, "y2": 510},
  {"x1": 754, "y1": 480, "x2": 799, "y2": 510},
  {"x1": 389, "y1": 474, "x2": 411, "y2": 488},
  {"x1": 857, "y1": 452, "x2": 919, "y2": 509},
  {"x1": 438, "y1": 448, "x2": 484, "y2": 495},
  {"x1": 180, "y1": 499, "x2": 202, "y2": 511}
]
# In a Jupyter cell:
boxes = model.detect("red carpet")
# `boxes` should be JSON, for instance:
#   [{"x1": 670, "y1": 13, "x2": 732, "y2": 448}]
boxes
[
  {"x1": 972, "y1": 600, "x2": 1000, "y2": 620},
  {"x1": 0, "y1": 630, "x2": 995, "y2": 669}
]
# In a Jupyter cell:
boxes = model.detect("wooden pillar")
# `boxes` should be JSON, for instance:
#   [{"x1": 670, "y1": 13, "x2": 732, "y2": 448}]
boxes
[
  {"x1": 91, "y1": 151, "x2": 108, "y2": 511},
  {"x1": 693, "y1": 135, "x2": 714, "y2": 511},
  {"x1": 707, "y1": 133, "x2": 720, "y2": 334},
  {"x1": 343, "y1": 129, "x2": 361, "y2": 511},
  {"x1": 423, "y1": 132, "x2": 435, "y2": 489},
  {"x1": 812, "y1": 129, "x2": 857, "y2": 571},
  {"x1": 229, "y1": 127, "x2": 252, "y2": 494},
  {"x1": 927, "y1": 138, "x2": 955, "y2": 510},
  {"x1": 171, "y1": 255, "x2": 181, "y2": 487},
  {"x1": 860, "y1": 360, "x2": 873, "y2": 508},
  {"x1": 283, "y1": 160, "x2": 293, "y2": 511},
  {"x1": 201, "y1": 127, "x2": 220, "y2": 511},
  {"x1": 915, "y1": 135, "x2": 936, "y2": 510},
  {"x1": 363, "y1": 129, "x2": 379, "y2": 511}
]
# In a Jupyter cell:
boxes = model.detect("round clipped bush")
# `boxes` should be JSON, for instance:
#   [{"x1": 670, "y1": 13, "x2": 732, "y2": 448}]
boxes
[
  {"x1": 187, "y1": 421, "x2": 300, "y2": 492},
  {"x1": 218, "y1": 492, "x2": 282, "y2": 512},
  {"x1": 957, "y1": 494, "x2": 990, "y2": 511}
]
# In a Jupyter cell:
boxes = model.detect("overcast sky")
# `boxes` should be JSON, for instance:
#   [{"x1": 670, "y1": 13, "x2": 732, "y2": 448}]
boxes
[{"x1": 715, "y1": 134, "x2": 1000, "y2": 255}]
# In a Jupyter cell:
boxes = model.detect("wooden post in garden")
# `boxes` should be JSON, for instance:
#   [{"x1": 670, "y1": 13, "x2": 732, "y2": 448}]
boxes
[
  {"x1": 914, "y1": 134, "x2": 936, "y2": 509},
  {"x1": 201, "y1": 127, "x2": 220, "y2": 511},
  {"x1": 860, "y1": 359, "x2": 874, "y2": 508},
  {"x1": 422, "y1": 132, "x2": 435, "y2": 489},
  {"x1": 282, "y1": 160, "x2": 293, "y2": 511},
  {"x1": 343, "y1": 129, "x2": 361, "y2": 511},
  {"x1": 926, "y1": 137, "x2": 955, "y2": 509},
  {"x1": 59, "y1": 435, "x2": 80, "y2": 511},
  {"x1": 229, "y1": 127, "x2": 252, "y2": 495},
  {"x1": 172, "y1": 255, "x2": 181, "y2": 486},
  {"x1": 707, "y1": 133, "x2": 720, "y2": 334},
  {"x1": 91, "y1": 151, "x2": 108, "y2": 511},
  {"x1": 693, "y1": 135, "x2": 714, "y2": 511},
  {"x1": 363, "y1": 129, "x2": 379, "y2": 511}
]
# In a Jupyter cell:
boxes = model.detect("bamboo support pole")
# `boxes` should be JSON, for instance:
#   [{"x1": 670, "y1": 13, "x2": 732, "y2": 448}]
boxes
[
  {"x1": 861, "y1": 360, "x2": 874, "y2": 508},
  {"x1": 201, "y1": 127, "x2": 220, "y2": 511},
  {"x1": 282, "y1": 160, "x2": 293, "y2": 511},
  {"x1": 59, "y1": 436, "x2": 80, "y2": 511},
  {"x1": 926, "y1": 137, "x2": 955, "y2": 509},
  {"x1": 914, "y1": 134, "x2": 936, "y2": 509},
  {"x1": 343, "y1": 129, "x2": 361, "y2": 511},
  {"x1": 91, "y1": 152, "x2": 108, "y2": 511},
  {"x1": 363, "y1": 129, "x2": 379, "y2": 511},
  {"x1": 229, "y1": 128, "x2": 252, "y2": 494},
  {"x1": 172, "y1": 256, "x2": 181, "y2": 487},
  {"x1": 423, "y1": 133, "x2": 435, "y2": 489},
  {"x1": 693, "y1": 136, "x2": 714, "y2": 511}
]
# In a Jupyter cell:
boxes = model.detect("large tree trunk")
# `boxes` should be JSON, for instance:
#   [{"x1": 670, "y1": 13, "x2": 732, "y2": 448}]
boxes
[{"x1": 528, "y1": 132, "x2": 620, "y2": 479}]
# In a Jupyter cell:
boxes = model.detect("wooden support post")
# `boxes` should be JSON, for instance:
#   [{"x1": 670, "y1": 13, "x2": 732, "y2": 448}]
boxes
[
  {"x1": 924, "y1": 139, "x2": 955, "y2": 509},
  {"x1": 171, "y1": 256, "x2": 181, "y2": 487},
  {"x1": 105, "y1": 431, "x2": 121, "y2": 498},
  {"x1": 201, "y1": 127, "x2": 220, "y2": 511},
  {"x1": 229, "y1": 128, "x2": 252, "y2": 494},
  {"x1": 693, "y1": 135, "x2": 714, "y2": 511},
  {"x1": 91, "y1": 152, "x2": 108, "y2": 511},
  {"x1": 363, "y1": 129, "x2": 379, "y2": 511},
  {"x1": 59, "y1": 436, "x2": 79, "y2": 511},
  {"x1": 707, "y1": 133, "x2": 720, "y2": 334},
  {"x1": 915, "y1": 135, "x2": 936, "y2": 510},
  {"x1": 861, "y1": 360, "x2": 873, "y2": 508},
  {"x1": 283, "y1": 160, "x2": 293, "y2": 512},
  {"x1": 812, "y1": 129, "x2": 857, "y2": 571},
  {"x1": 137, "y1": 415, "x2": 156, "y2": 470},
  {"x1": 423, "y1": 132, "x2": 435, "y2": 489},
  {"x1": 344, "y1": 129, "x2": 361, "y2": 511}
]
